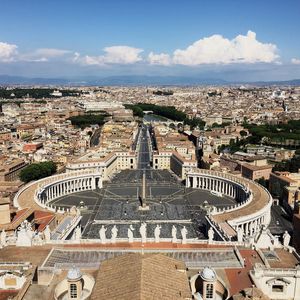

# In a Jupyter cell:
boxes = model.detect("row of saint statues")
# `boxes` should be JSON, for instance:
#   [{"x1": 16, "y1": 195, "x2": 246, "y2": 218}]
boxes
[{"x1": 98, "y1": 223, "x2": 188, "y2": 244}]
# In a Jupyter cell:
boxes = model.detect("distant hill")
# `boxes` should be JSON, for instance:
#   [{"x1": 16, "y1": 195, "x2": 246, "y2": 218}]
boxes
[
  {"x1": 249, "y1": 79, "x2": 300, "y2": 86},
  {"x1": 85, "y1": 75, "x2": 228, "y2": 86},
  {"x1": 0, "y1": 75, "x2": 70, "y2": 85},
  {"x1": 0, "y1": 74, "x2": 300, "y2": 86}
]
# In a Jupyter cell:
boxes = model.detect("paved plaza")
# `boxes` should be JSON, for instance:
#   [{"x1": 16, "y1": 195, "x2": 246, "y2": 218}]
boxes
[{"x1": 51, "y1": 169, "x2": 236, "y2": 239}]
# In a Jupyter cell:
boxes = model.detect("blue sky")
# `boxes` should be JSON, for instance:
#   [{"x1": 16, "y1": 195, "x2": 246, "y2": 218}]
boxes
[{"x1": 0, "y1": 0, "x2": 300, "y2": 80}]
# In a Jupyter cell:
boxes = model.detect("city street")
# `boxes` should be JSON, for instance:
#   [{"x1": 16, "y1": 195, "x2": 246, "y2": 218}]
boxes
[
  {"x1": 137, "y1": 124, "x2": 151, "y2": 169},
  {"x1": 269, "y1": 205, "x2": 293, "y2": 236}
]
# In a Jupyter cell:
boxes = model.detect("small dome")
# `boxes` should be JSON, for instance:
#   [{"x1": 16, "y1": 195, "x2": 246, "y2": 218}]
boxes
[
  {"x1": 200, "y1": 267, "x2": 216, "y2": 281},
  {"x1": 67, "y1": 267, "x2": 82, "y2": 281}
]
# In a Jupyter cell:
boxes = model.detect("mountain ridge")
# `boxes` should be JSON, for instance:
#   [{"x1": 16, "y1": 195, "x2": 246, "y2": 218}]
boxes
[{"x1": 0, "y1": 74, "x2": 300, "y2": 86}]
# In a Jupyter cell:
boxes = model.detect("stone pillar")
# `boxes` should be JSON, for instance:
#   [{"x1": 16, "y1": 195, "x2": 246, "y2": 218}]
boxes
[
  {"x1": 98, "y1": 177, "x2": 102, "y2": 189},
  {"x1": 92, "y1": 177, "x2": 96, "y2": 190},
  {"x1": 255, "y1": 219, "x2": 259, "y2": 232},
  {"x1": 245, "y1": 222, "x2": 249, "y2": 235},
  {"x1": 193, "y1": 176, "x2": 196, "y2": 188}
]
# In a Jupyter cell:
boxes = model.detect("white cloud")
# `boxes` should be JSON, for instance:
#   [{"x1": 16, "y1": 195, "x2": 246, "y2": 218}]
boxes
[
  {"x1": 82, "y1": 46, "x2": 143, "y2": 65},
  {"x1": 0, "y1": 42, "x2": 18, "y2": 62},
  {"x1": 34, "y1": 48, "x2": 71, "y2": 57},
  {"x1": 291, "y1": 58, "x2": 300, "y2": 65},
  {"x1": 0, "y1": 31, "x2": 280, "y2": 69},
  {"x1": 173, "y1": 31, "x2": 279, "y2": 65},
  {"x1": 20, "y1": 48, "x2": 71, "y2": 62},
  {"x1": 148, "y1": 52, "x2": 171, "y2": 66}
]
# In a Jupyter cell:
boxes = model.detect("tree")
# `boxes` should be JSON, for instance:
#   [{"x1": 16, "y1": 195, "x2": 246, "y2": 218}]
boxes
[
  {"x1": 20, "y1": 161, "x2": 57, "y2": 183},
  {"x1": 211, "y1": 122, "x2": 220, "y2": 128},
  {"x1": 68, "y1": 114, "x2": 106, "y2": 128},
  {"x1": 255, "y1": 177, "x2": 269, "y2": 188},
  {"x1": 273, "y1": 155, "x2": 300, "y2": 173},
  {"x1": 240, "y1": 130, "x2": 247, "y2": 137}
]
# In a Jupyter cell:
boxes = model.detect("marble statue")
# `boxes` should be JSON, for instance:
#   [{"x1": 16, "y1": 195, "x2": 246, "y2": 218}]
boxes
[
  {"x1": 111, "y1": 225, "x2": 118, "y2": 243},
  {"x1": 140, "y1": 222, "x2": 147, "y2": 243},
  {"x1": 208, "y1": 227, "x2": 214, "y2": 243},
  {"x1": 273, "y1": 235, "x2": 280, "y2": 248},
  {"x1": 99, "y1": 225, "x2": 107, "y2": 244},
  {"x1": 0, "y1": 229, "x2": 7, "y2": 247},
  {"x1": 181, "y1": 226, "x2": 188, "y2": 244},
  {"x1": 16, "y1": 221, "x2": 34, "y2": 247},
  {"x1": 33, "y1": 232, "x2": 43, "y2": 246},
  {"x1": 154, "y1": 225, "x2": 161, "y2": 243},
  {"x1": 172, "y1": 225, "x2": 177, "y2": 243},
  {"x1": 237, "y1": 227, "x2": 244, "y2": 243},
  {"x1": 128, "y1": 225, "x2": 134, "y2": 243},
  {"x1": 74, "y1": 226, "x2": 82, "y2": 241},
  {"x1": 283, "y1": 231, "x2": 291, "y2": 247},
  {"x1": 44, "y1": 225, "x2": 51, "y2": 242}
]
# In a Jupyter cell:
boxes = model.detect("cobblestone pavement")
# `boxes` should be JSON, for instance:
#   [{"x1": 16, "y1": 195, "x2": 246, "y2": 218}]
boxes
[{"x1": 52, "y1": 169, "x2": 236, "y2": 239}]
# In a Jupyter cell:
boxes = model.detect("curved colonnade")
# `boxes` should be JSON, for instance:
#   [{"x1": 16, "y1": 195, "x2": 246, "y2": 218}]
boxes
[
  {"x1": 14, "y1": 170, "x2": 103, "y2": 212},
  {"x1": 14, "y1": 168, "x2": 272, "y2": 242},
  {"x1": 186, "y1": 169, "x2": 272, "y2": 240}
]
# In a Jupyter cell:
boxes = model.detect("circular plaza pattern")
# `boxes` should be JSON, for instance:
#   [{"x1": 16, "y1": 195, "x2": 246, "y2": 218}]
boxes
[
  {"x1": 14, "y1": 166, "x2": 272, "y2": 241},
  {"x1": 47, "y1": 169, "x2": 239, "y2": 239}
]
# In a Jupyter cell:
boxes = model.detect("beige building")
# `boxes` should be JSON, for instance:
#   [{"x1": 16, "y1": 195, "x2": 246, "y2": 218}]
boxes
[
  {"x1": 67, "y1": 151, "x2": 137, "y2": 181},
  {"x1": 153, "y1": 150, "x2": 172, "y2": 170},
  {"x1": 241, "y1": 163, "x2": 273, "y2": 181},
  {"x1": 269, "y1": 171, "x2": 300, "y2": 206},
  {"x1": 0, "y1": 158, "x2": 27, "y2": 181},
  {"x1": 152, "y1": 125, "x2": 197, "y2": 179},
  {"x1": 0, "y1": 198, "x2": 10, "y2": 225}
]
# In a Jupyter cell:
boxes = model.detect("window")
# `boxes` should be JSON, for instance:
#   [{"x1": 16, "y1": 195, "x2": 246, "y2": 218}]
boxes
[
  {"x1": 206, "y1": 283, "x2": 214, "y2": 299},
  {"x1": 70, "y1": 283, "x2": 77, "y2": 298},
  {"x1": 272, "y1": 285, "x2": 284, "y2": 293}
]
